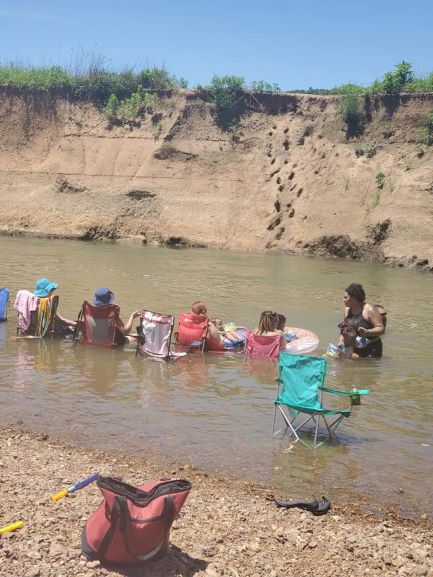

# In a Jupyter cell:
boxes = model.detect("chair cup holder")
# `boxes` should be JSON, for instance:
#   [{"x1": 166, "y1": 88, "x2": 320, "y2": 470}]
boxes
[{"x1": 350, "y1": 394, "x2": 361, "y2": 406}]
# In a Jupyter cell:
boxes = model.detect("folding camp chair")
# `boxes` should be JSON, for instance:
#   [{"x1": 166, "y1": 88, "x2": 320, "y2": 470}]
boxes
[
  {"x1": 137, "y1": 310, "x2": 187, "y2": 360},
  {"x1": 16, "y1": 294, "x2": 59, "y2": 338},
  {"x1": 273, "y1": 352, "x2": 369, "y2": 449},
  {"x1": 74, "y1": 301, "x2": 120, "y2": 347},
  {"x1": 245, "y1": 332, "x2": 282, "y2": 359},
  {"x1": 175, "y1": 312, "x2": 209, "y2": 351},
  {"x1": 0, "y1": 288, "x2": 9, "y2": 322}
]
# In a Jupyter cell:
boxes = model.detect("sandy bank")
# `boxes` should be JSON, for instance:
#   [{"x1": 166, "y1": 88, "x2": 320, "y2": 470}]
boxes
[
  {"x1": 0, "y1": 428, "x2": 431, "y2": 577},
  {"x1": 0, "y1": 89, "x2": 432, "y2": 272}
]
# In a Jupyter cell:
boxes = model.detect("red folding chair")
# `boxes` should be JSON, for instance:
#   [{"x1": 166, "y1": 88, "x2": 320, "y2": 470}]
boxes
[
  {"x1": 74, "y1": 301, "x2": 120, "y2": 347},
  {"x1": 175, "y1": 312, "x2": 209, "y2": 351}
]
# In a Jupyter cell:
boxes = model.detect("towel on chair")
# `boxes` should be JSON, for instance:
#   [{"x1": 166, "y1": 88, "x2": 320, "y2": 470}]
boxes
[{"x1": 14, "y1": 290, "x2": 38, "y2": 332}]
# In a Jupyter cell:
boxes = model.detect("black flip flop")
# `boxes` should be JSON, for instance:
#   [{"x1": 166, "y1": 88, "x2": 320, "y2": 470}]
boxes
[{"x1": 274, "y1": 496, "x2": 331, "y2": 516}]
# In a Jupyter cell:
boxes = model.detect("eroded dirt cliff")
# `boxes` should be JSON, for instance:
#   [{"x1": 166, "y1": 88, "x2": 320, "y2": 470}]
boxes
[{"x1": 0, "y1": 88, "x2": 432, "y2": 270}]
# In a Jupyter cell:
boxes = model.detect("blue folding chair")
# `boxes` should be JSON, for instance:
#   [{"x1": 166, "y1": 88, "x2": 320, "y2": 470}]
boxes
[
  {"x1": 273, "y1": 352, "x2": 369, "y2": 449},
  {"x1": 0, "y1": 288, "x2": 9, "y2": 322}
]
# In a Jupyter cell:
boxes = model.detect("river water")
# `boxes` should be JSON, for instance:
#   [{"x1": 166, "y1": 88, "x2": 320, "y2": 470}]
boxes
[{"x1": 0, "y1": 236, "x2": 432, "y2": 518}]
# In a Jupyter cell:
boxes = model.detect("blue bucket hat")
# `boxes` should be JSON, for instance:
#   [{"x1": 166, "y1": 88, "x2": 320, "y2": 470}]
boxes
[
  {"x1": 34, "y1": 278, "x2": 58, "y2": 298},
  {"x1": 94, "y1": 287, "x2": 115, "y2": 306}
]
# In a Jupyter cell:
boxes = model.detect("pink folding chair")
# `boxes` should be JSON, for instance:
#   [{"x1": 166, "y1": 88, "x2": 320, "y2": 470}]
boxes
[
  {"x1": 137, "y1": 310, "x2": 187, "y2": 360},
  {"x1": 245, "y1": 332, "x2": 282, "y2": 359}
]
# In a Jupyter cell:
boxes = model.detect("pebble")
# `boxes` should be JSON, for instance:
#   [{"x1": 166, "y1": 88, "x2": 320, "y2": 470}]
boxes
[
  {"x1": 1, "y1": 429, "x2": 432, "y2": 577},
  {"x1": 205, "y1": 564, "x2": 221, "y2": 577}
]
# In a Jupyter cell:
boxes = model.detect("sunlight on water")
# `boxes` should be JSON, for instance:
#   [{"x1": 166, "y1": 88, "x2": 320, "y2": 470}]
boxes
[{"x1": 0, "y1": 236, "x2": 432, "y2": 518}]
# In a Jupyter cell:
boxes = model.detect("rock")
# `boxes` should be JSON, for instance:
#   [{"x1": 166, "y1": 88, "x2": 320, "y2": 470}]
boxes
[
  {"x1": 26, "y1": 549, "x2": 42, "y2": 560},
  {"x1": 86, "y1": 560, "x2": 101, "y2": 568},
  {"x1": 205, "y1": 563, "x2": 220, "y2": 577},
  {"x1": 391, "y1": 556, "x2": 404, "y2": 568},
  {"x1": 414, "y1": 565, "x2": 429, "y2": 576},
  {"x1": 26, "y1": 567, "x2": 41, "y2": 577},
  {"x1": 48, "y1": 542, "x2": 64, "y2": 557},
  {"x1": 200, "y1": 546, "x2": 217, "y2": 557}
]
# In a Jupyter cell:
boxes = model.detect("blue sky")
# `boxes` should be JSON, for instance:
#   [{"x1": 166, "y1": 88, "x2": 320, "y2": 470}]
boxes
[{"x1": 0, "y1": 0, "x2": 432, "y2": 89}]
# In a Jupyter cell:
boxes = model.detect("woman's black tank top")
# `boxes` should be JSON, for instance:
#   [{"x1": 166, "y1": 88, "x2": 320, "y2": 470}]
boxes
[{"x1": 346, "y1": 308, "x2": 372, "y2": 332}]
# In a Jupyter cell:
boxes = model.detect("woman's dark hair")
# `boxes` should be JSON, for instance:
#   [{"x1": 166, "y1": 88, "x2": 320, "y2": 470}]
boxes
[
  {"x1": 276, "y1": 313, "x2": 286, "y2": 330},
  {"x1": 345, "y1": 283, "x2": 366, "y2": 303}
]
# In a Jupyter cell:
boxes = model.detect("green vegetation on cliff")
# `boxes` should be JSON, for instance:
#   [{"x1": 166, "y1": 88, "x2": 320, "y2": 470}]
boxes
[
  {"x1": 2, "y1": 60, "x2": 433, "y2": 98},
  {"x1": 0, "y1": 63, "x2": 184, "y2": 100}
]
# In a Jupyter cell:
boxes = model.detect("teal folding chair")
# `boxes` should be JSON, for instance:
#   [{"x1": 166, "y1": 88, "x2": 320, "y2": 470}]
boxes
[{"x1": 273, "y1": 352, "x2": 369, "y2": 449}]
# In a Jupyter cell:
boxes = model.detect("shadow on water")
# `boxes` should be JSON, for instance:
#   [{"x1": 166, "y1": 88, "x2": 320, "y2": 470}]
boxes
[{"x1": 0, "y1": 236, "x2": 432, "y2": 518}]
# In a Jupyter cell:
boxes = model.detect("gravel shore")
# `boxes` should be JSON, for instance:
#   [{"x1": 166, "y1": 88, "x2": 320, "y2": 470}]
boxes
[{"x1": 0, "y1": 428, "x2": 431, "y2": 577}]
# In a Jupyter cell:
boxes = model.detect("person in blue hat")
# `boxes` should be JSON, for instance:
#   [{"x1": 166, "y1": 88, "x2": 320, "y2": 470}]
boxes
[
  {"x1": 33, "y1": 278, "x2": 59, "y2": 298},
  {"x1": 33, "y1": 277, "x2": 76, "y2": 334},
  {"x1": 93, "y1": 287, "x2": 142, "y2": 346}
]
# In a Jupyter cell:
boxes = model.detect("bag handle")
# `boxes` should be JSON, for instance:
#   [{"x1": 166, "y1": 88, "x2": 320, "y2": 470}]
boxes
[
  {"x1": 117, "y1": 495, "x2": 175, "y2": 563},
  {"x1": 98, "y1": 476, "x2": 191, "y2": 505}
]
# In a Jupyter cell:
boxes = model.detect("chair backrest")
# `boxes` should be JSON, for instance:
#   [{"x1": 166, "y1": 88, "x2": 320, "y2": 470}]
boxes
[
  {"x1": 277, "y1": 352, "x2": 327, "y2": 410},
  {"x1": 18, "y1": 295, "x2": 59, "y2": 337},
  {"x1": 0, "y1": 288, "x2": 9, "y2": 321},
  {"x1": 176, "y1": 312, "x2": 209, "y2": 347},
  {"x1": 245, "y1": 332, "x2": 281, "y2": 358},
  {"x1": 138, "y1": 310, "x2": 175, "y2": 357},
  {"x1": 32, "y1": 295, "x2": 59, "y2": 337},
  {"x1": 76, "y1": 301, "x2": 120, "y2": 347}
]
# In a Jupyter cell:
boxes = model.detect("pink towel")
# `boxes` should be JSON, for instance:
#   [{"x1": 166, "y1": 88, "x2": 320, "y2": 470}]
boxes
[{"x1": 14, "y1": 290, "x2": 39, "y2": 332}]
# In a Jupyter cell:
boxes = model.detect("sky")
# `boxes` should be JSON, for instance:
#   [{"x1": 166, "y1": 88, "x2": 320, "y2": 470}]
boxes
[{"x1": 0, "y1": 0, "x2": 432, "y2": 90}]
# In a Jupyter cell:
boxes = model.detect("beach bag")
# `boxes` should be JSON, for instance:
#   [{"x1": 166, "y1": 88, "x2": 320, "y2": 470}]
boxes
[{"x1": 82, "y1": 476, "x2": 192, "y2": 565}]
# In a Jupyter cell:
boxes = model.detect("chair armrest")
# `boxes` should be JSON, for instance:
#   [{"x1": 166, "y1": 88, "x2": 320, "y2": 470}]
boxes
[{"x1": 319, "y1": 386, "x2": 369, "y2": 396}]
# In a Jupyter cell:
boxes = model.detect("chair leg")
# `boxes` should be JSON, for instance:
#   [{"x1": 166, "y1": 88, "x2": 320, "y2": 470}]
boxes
[
  {"x1": 274, "y1": 405, "x2": 300, "y2": 441},
  {"x1": 323, "y1": 415, "x2": 333, "y2": 438},
  {"x1": 313, "y1": 415, "x2": 320, "y2": 449},
  {"x1": 272, "y1": 404, "x2": 277, "y2": 433}
]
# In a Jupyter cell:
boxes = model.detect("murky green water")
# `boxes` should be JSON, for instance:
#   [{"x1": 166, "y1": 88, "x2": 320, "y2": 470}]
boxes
[{"x1": 0, "y1": 236, "x2": 432, "y2": 517}]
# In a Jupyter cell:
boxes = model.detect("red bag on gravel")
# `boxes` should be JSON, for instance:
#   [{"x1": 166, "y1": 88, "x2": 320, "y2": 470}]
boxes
[{"x1": 82, "y1": 476, "x2": 192, "y2": 565}]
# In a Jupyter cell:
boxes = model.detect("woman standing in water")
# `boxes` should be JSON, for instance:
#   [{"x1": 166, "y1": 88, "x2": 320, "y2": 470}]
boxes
[{"x1": 338, "y1": 283, "x2": 385, "y2": 358}]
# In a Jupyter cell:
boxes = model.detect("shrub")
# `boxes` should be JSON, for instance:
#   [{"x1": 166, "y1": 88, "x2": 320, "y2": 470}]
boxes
[
  {"x1": 418, "y1": 127, "x2": 433, "y2": 146},
  {"x1": 120, "y1": 89, "x2": 158, "y2": 124},
  {"x1": 338, "y1": 93, "x2": 364, "y2": 138},
  {"x1": 104, "y1": 87, "x2": 159, "y2": 125},
  {"x1": 370, "y1": 61, "x2": 414, "y2": 94},
  {"x1": 250, "y1": 80, "x2": 281, "y2": 93},
  {"x1": 332, "y1": 83, "x2": 364, "y2": 95},
  {"x1": 138, "y1": 67, "x2": 177, "y2": 90},
  {"x1": 103, "y1": 94, "x2": 120, "y2": 121},
  {"x1": 208, "y1": 75, "x2": 245, "y2": 111},
  {"x1": 177, "y1": 77, "x2": 189, "y2": 89},
  {"x1": 381, "y1": 122, "x2": 395, "y2": 139},
  {"x1": 404, "y1": 73, "x2": 433, "y2": 93},
  {"x1": 376, "y1": 171, "x2": 385, "y2": 189},
  {"x1": 355, "y1": 141, "x2": 377, "y2": 158},
  {"x1": 416, "y1": 110, "x2": 433, "y2": 146}
]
